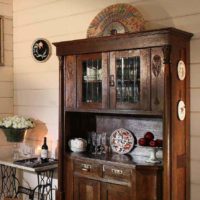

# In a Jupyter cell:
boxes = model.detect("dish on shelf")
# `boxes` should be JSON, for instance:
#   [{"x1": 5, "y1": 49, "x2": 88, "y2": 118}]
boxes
[
  {"x1": 87, "y1": 3, "x2": 145, "y2": 38},
  {"x1": 110, "y1": 128, "x2": 135, "y2": 154},
  {"x1": 70, "y1": 146, "x2": 86, "y2": 153},
  {"x1": 68, "y1": 138, "x2": 87, "y2": 153}
]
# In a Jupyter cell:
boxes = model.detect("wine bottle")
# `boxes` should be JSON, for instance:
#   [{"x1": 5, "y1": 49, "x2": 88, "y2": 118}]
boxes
[{"x1": 41, "y1": 137, "x2": 48, "y2": 162}]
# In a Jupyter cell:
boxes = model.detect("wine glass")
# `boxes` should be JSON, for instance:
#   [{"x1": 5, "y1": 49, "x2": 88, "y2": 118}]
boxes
[
  {"x1": 23, "y1": 145, "x2": 34, "y2": 158},
  {"x1": 13, "y1": 143, "x2": 20, "y2": 160},
  {"x1": 91, "y1": 132, "x2": 97, "y2": 154},
  {"x1": 101, "y1": 132, "x2": 107, "y2": 154}
]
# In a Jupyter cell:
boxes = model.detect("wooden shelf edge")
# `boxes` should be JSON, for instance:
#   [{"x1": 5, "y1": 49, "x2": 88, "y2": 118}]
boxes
[{"x1": 64, "y1": 108, "x2": 163, "y2": 117}]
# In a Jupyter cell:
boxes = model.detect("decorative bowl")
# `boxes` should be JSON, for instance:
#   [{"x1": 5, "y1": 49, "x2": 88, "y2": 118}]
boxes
[{"x1": 68, "y1": 138, "x2": 87, "y2": 152}]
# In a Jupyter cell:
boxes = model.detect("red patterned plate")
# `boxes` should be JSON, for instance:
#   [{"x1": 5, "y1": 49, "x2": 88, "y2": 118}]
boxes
[
  {"x1": 110, "y1": 128, "x2": 135, "y2": 154},
  {"x1": 87, "y1": 3, "x2": 145, "y2": 38}
]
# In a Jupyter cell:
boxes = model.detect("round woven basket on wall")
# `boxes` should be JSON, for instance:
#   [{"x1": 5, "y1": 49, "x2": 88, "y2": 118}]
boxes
[{"x1": 1, "y1": 128, "x2": 27, "y2": 142}]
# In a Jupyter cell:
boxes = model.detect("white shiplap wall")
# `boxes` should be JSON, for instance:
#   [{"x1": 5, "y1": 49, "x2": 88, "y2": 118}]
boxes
[
  {"x1": 0, "y1": 0, "x2": 13, "y2": 158},
  {"x1": 12, "y1": 0, "x2": 200, "y2": 199}
]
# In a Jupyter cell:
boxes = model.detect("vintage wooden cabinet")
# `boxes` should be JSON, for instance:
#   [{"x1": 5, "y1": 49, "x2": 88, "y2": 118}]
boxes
[{"x1": 54, "y1": 28, "x2": 192, "y2": 200}]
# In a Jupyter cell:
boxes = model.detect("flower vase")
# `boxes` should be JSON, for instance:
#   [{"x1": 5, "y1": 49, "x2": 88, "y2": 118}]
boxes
[{"x1": 1, "y1": 128, "x2": 27, "y2": 142}]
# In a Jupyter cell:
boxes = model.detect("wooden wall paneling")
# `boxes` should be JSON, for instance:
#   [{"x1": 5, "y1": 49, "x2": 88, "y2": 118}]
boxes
[
  {"x1": 109, "y1": 51, "x2": 116, "y2": 109},
  {"x1": 65, "y1": 156, "x2": 74, "y2": 200},
  {"x1": 54, "y1": 28, "x2": 192, "y2": 56},
  {"x1": 57, "y1": 55, "x2": 65, "y2": 200},
  {"x1": 162, "y1": 45, "x2": 171, "y2": 200},
  {"x1": 96, "y1": 115, "x2": 163, "y2": 140},
  {"x1": 131, "y1": 168, "x2": 136, "y2": 199},
  {"x1": 151, "y1": 47, "x2": 165, "y2": 112},
  {"x1": 74, "y1": 176, "x2": 101, "y2": 200},
  {"x1": 102, "y1": 53, "x2": 109, "y2": 109},
  {"x1": 140, "y1": 49, "x2": 151, "y2": 111},
  {"x1": 185, "y1": 41, "x2": 191, "y2": 200},
  {"x1": 65, "y1": 55, "x2": 77, "y2": 109},
  {"x1": 136, "y1": 166, "x2": 163, "y2": 200},
  {"x1": 66, "y1": 112, "x2": 96, "y2": 140},
  {"x1": 171, "y1": 42, "x2": 187, "y2": 200},
  {"x1": 101, "y1": 183, "x2": 131, "y2": 200},
  {"x1": 167, "y1": 34, "x2": 191, "y2": 200}
]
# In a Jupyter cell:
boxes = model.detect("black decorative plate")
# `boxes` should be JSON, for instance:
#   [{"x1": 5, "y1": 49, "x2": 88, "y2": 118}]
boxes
[{"x1": 32, "y1": 38, "x2": 51, "y2": 62}]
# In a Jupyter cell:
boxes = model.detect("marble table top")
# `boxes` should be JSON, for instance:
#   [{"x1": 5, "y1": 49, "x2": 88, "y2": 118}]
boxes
[{"x1": 0, "y1": 157, "x2": 58, "y2": 172}]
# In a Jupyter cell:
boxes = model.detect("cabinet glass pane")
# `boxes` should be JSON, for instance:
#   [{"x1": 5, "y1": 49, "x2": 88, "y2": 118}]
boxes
[
  {"x1": 82, "y1": 59, "x2": 102, "y2": 103},
  {"x1": 116, "y1": 56, "x2": 140, "y2": 103}
]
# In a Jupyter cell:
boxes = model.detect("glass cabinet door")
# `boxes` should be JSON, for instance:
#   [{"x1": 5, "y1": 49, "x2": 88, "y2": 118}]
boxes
[
  {"x1": 116, "y1": 56, "x2": 140, "y2": 103},
  {"x1": 77, "y1": 53, "x2": 108, "y2": 109},
  {"x1": 110, "y1": 50, "x2": 150, "y2": 110},
  {"x1": 82, "y1": 59, "x2": 102, "y2": 103}
]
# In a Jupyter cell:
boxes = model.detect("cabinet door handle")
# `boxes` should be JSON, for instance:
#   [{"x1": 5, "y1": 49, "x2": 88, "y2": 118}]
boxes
[
  {"x1": 81, "y1": 168, "x2": 90, "y2": 172},
  {"x1": 111, "y1": 169, "x2": 123, "y2": 175},
  {"x1": 81, "y1": 164, "x2": 91, "y2": 172},
  {"x1": 109, "y1": 75, "x2": 115, "y2": 87}
]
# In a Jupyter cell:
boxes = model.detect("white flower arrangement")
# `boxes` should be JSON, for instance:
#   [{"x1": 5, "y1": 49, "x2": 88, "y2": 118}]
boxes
[{"x1": 0, "y1": 115, "x2": 34, "y2": 129}]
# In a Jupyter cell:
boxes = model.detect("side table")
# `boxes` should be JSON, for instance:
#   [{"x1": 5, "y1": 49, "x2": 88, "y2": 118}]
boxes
[{"x1": 0, "y1": 157, "x2": 58, "y2": 200}]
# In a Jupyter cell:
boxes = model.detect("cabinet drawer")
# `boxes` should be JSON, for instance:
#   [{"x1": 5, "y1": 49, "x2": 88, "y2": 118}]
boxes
[
  {"x1": 103, "y1": 165, "x2": 132, "y2": 182},
  {"x1": 74, "y1": 160, "x2": 102, "y2": 177}
]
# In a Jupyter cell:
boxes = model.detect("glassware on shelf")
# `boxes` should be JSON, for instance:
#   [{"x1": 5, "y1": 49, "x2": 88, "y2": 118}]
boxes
[
  {"x1": 145, "y1": 147, "x2": 161, "y2": 164},
  {"x1": 13, "y1": 143, "x2": 20, "y2": 160},
  {"x1": 91, "y1": 131, "x2": 97, "y2": 154},
  {"x1": 116, "y1": 56, "x2": 140, "y2": 104},
  {"x1": 21, "y1": 144, "x2": 34, "y2": 158},
  {"x1": 82, "y1": 59, "x2": 102, "y2": 103},
  {"x1": 87, "y1": 132, "x2": 108, "y2": 155},
  {"x1": 101, "y1": 132, "x2": 107, "y2": 153},
  {"x1": 96, "y1": 134, "x2": 102, "y2": 154}
]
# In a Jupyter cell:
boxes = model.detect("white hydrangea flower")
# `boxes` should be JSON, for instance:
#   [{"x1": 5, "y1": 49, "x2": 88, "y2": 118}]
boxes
[{"x1": 0, "y1": 115, "x2": 34, "y2": 129}]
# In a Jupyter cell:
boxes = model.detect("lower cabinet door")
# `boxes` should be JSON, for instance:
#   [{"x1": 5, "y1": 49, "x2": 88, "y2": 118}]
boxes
[
  {"x1": 101, "y1": 183, "x2": 131, "y2": 200},
  {"x1": 74, "y1": 176, "x2": 101, "y2": 200}
]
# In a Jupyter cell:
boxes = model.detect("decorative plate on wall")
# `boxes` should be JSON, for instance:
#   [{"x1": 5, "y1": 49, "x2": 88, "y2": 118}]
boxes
[
  {"x1": 177, "y1": 60, "x2": 186, "y2": 80},
  {"x1": 110, "y1": 128, "x2": 135, "y2": 154},
  {"x1": 177, "y1": 100, "x2": 186, "y2": 121},
  {"x1": 32, "y1": 38, "x2": 51, "y2": 62},
  {"x1": 87, "y1": 3, "x2": 145, "y2": 38}
]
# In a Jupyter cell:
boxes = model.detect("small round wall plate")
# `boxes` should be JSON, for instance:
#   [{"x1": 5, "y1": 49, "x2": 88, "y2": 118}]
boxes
[
  {"x1": 177, "y1": 60, "x2": 186, "y2": 80},
  {"x1": 32, "y1": 38, "x2": 51, "y2": 62},
  {"x1": 177, "y1": 100, "x2": 186, "y2": 121}
]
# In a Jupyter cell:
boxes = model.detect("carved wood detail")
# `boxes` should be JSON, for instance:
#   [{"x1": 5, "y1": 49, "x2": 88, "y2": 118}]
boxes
[
  {"x1": 152, "y1": 55, "x2": 162, "y2": 77},
  {"x1": 152, "y1": 55, "x2": 162, "y2": 105},
  {"x1": 162, "y1": 45, "x2": 171, "y2": 64}
]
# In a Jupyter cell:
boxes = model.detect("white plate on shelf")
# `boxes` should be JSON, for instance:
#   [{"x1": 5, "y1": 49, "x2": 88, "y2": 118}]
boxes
[{"x1": 110, "y1": 128, "x2": 135, "y2": 154}]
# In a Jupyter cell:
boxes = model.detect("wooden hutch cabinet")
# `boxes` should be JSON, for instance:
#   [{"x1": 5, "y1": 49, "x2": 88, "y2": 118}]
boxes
[{"x1": 54, "y1": 28, "x2": 192, "y2": 200}]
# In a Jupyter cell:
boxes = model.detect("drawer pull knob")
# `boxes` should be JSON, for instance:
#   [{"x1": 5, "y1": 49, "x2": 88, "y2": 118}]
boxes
[
  {"x1": 81, "y1": 164, "x2": 91, "y2": 172},
  {"x1": 111, "y1": 169, "x2": 123, "y2": 175},
  {"x1": 81, "y1": 168, "x2": 90, "y2": 172}
]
